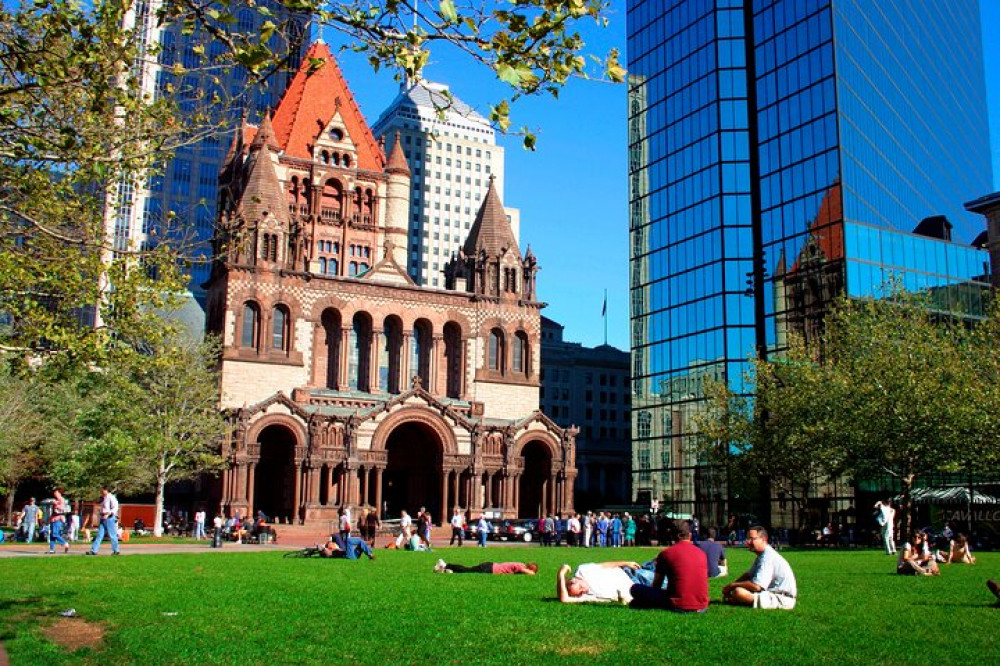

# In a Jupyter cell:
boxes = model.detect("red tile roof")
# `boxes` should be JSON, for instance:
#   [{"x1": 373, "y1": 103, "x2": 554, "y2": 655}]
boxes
[{"x1": 271, "y1": 42, "x2": 385, "y2": 171}]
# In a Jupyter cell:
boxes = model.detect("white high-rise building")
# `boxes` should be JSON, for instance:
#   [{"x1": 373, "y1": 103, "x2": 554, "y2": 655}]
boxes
[{"x1": 372, "y1": 80, "x2": 519, "y2": 287}]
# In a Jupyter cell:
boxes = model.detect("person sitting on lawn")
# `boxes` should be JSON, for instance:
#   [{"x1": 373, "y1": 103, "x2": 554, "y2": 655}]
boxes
[
  {"x1": 938, "y1": 533, "x2": 976, "y2": 565},
  {"x1": 696, "y1": 527, "x2": 728, "y2": 578},
  {"x1": 433, "y1": 559, "x2": 536, "y2": 575},
  {"x1": 557, "y1": 561, "x2": 642, "y2": 604},
  {"x1": 318, "y1": 534, "x2": 375, "y2": 560},
  {"x1": 897, "y1": 531, "x2": 938, "y2": 576},
  {"x1": 629, "y1": 526, "x2": 709, "y2": 612},
  {"x1": 722, "y1": 526, "x2": 797, "y2": 610}
]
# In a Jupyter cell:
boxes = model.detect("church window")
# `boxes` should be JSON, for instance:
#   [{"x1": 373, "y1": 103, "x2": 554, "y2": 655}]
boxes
[
  {"x1": 319, "y1": 257, "x2": 327, "y2": 273},
  {"x1": 488, "y1": 328, "x2": 504, "y2": 373},
  {"x1": 512, "y1": 332, "x2": 529, "y2": 374},
  {"x1": 329, "y1": 259, "x2": 339, "y2": 275},
  {"x1": 343, "y1": 155, "x2": 351, "y2": 168},
  {"x1": 359, "y1": 263, "x2": 369, "y2": 273},
  {"x1": 271, "y1": 305, "x2": 289, "y2": 352},
  {"x1": 349, "y1": 262, "x2": 358, "y2": 276},
  {"x1": 241, "y1": 302, "x2": 260, "y2": 349}
]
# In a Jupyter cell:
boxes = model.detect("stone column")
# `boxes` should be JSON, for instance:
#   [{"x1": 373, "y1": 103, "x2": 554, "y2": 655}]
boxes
[
  {"x1": 338, "y1": 328, "x2": 351, "y2": 390},
  {"x1": 430, "y1": 335, "x2": 443, "y2": 395},
  {"x1": 374, "y1": 467, "x2": 383, "y2": 517},
  {"x1": 370, "y1": 329, "x2": 383, "y2": 392},
  {"x1": 246, "y1": 463, "x2": 256, "y2": 516},
  {"x1": 400, "y1": 332, "x2": 412, "y2": 389},
  {"x1": 292, "y1": 464, "x2": 302, "y2": 524},
  {"x1": 440, "y1": 472, "x2": 449, "y2": 524}
]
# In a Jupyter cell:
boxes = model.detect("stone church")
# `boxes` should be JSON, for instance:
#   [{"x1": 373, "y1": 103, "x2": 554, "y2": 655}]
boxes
[{"x1": 205, "y1": 42, "x2": 576, "y2": 526}]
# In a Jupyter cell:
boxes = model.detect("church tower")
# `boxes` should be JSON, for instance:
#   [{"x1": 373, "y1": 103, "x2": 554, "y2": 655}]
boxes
[{"x1": 205, "y1": 43, "x2": 575, "y2": 528}]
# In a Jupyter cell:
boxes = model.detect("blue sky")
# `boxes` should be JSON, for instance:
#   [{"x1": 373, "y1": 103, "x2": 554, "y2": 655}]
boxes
[{"x1": 331, "y1": 1, "x2": 1000, "y2": 352}]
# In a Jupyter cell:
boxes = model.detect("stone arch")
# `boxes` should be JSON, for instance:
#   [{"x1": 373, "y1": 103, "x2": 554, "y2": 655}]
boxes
[
  {"x1": 245, "y1": 415, "x2": 307, "y2": 524},
  {"x1": 369, "y1": 406, "x2": 459, "y2": 456},
  {"x1": 515, "y1": 433, "x2": 556, "y2": 519},
  {"x1": 245, "y1": 413, "x2": 308, "y2": 459},
  {"x1": 512, "y1": 430, "x2": 561, "y2": 461}
]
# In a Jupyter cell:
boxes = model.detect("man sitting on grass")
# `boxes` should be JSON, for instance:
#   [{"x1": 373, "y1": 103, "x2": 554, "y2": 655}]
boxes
[
  {"x1": 722, "y1": 526, "x2": 797, "y2": 610},
  {"x1": 434, "y1": 559, "x2": 536, "y2": 575},
  {"x1": 318, "y1": 534, "x2": 375, "y2": 560},
  {"x1": 629, "y1": 526, "x2": 709, "y2": 613}
]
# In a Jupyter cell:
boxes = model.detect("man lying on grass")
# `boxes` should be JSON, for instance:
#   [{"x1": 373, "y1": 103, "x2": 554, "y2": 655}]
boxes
[
  {"x1": 722, "y1": 526, "x2": 797, "y2": 610},
  {"x1": 557, "y1": 561, "x2": 642, "y2": 604},
  {"x1": 318, "y1": 534, "x2": 376, "y2": 560}
]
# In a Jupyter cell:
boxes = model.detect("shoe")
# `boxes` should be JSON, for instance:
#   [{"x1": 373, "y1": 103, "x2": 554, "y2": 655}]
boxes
[
  {"x1": 85, "y1": 551, "x2": 96, "y2": 556},
  {"x1": 112, "y1": 551, "x2": 120, "y2": 556},
  {"x1": 64, "y1": 545, "x2": 70, "y2": 554},
  {"x1": 46, "y1": 550, "x2": 54, "y2": 554},
  {"x1": 988, "y1": 579, "x2": 1000, "y2": 600}
]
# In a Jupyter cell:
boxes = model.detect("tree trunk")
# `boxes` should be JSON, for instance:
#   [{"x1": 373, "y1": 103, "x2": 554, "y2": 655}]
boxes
[
  {"x1": 153, "y1": 459, "x2": 167, "y2": 538},
  {"x1": 900, "y1": 474, "x2": 914, "y2": 538},
  {"x1": 4, "y1": 489, "x2": 15, "y2": 526}
]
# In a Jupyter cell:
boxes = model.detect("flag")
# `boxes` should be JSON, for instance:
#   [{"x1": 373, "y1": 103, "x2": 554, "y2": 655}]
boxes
[{"x1": 601, "y1": 292, "x2": 607, "y2": 317}]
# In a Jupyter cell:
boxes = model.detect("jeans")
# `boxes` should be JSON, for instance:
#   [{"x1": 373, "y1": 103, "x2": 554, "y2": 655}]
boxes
[
  {"x1": 478, "y1": 531, "x2": 488, "y2": 547},
  {"x1": 450, "y1": 527, "x2": 464, "y2": 546},
  {"x1": 334, "y1": 535, "x2": 374, "y2": 559},
  {"x1": 49, "y1": 520, "x2": 68, "y2": 551},
  {"x1": 194, "y1": 521, "x2": 206, "y2": 539},
  {"x1": 25, "y1": 522, "x2": 36, "y2": 543},
  {"x1": 91, "y1": 516, "x2": 119, "y2": 553}
]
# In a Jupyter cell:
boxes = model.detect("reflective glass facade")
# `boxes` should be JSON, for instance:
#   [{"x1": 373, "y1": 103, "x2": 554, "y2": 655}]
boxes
[{"x1": 628, "y1": 0, "x2": 992, "y2": 518}]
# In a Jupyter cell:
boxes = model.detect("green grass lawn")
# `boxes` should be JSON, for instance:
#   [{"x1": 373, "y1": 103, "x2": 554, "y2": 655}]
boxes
[{"x1": 1, "y1": 546, "x2": 997, "y2": 665}]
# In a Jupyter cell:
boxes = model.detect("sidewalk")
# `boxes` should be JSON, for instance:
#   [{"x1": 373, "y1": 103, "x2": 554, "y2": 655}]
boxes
[{"x1": 0, "y1": 542, "x2": 300, "y2": 558}]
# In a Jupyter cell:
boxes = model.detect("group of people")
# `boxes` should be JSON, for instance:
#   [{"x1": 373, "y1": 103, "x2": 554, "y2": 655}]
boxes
[
  {"x1": 390, "y1": 508, "x2": 435, "y2": 550},
  {"x1": 429, "y1": 522, "x2": 795, "y2": 613},
  {"x1": 538, "y1": 511, "x2": 639, "y2": 548},
  {"x1": 556, "y1": 524, "x2": 794, "y2": 611},
  {"x1": 13, "y1": 487, "x2": 122, "y2": 555},
  {"x1": 872, "y1": 499, "x2": 979, "y2": 576}
]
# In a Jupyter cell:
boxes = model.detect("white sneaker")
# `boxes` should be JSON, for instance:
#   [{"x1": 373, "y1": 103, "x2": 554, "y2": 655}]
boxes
[{"x1": 433, "y1": 561, "x2": 446, "y2": 573}]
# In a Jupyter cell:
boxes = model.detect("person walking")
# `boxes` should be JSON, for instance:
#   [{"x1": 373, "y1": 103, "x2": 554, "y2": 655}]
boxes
[
  {"x1": 875, "y1": 500, "x2": 896, "y2": 555},
  {"x1": 22, "y1": 498, "x2": 40, "y2": 543},
  {"x1": 47, "y1": 489, "x2": 70, "y2": 554},
  {"x1": 364, "y1": 507, "x2": 380, "y2": 547},
  {"x1": 476, "y1": 514, "x2": 490, "y2": 548},
  {"x1": 193, "y1": 509, "x2": 207, "y2": 540},
  {"x1": 449, "y1": 508, "x2": 465, "y2": 546},
  {"x1": 87, "y1": 487, "x2": 120, "y2": 555}
]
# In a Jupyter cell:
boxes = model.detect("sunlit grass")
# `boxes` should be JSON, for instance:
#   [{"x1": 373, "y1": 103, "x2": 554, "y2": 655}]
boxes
[{"x1": 0, "y1": 546, "x2": 996, "y2": 664}]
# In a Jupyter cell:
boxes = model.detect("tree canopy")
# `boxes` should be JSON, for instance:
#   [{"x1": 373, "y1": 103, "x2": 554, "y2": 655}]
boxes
[{"x1": 696, "y1": 291, "x2": 1000, "y2": 535}]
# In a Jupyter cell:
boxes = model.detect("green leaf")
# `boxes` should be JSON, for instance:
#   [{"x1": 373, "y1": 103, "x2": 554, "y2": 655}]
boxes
[{"x1": 439, "y1": 0, "x2": 458, "y2": 23}]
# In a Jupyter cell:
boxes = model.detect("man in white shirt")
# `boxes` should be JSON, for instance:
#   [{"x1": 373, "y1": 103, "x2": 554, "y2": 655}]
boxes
[
  {"x1": 449, "y1": 508, "x2": 465, "y2": 546},
  {"x1": 395, "y1": 510, "x2": 412, "y2": 548},
  {"x1": 87, "y1": 487, "x2": 120, "y2": 555},
  {"x1": 557, "y1": 561, "x2": 641, "y2": 604},
  {"x1": 875, "y1": 500, "x2": 896, "y2": 554},
  {"x1": 722, "y1": 526, "x2": 797, "y2": 610}
]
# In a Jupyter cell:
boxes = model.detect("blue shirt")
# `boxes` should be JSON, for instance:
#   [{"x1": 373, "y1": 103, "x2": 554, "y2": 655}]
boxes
[
  {"x1": 696, "y1": 539, "x2": 726, "y2": 578},
  {"x1": 749, "y1": 545, "x2": 796, "y2": 597}
]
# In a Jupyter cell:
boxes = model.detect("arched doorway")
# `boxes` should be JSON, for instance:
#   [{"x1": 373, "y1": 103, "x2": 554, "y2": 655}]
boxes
[
  {"x1": 253, "y1": 425, "x2": 297, "y2": 523},
  {"x1": 518, "y1": 440, "x2": 552, "y2": 518},
  {"x1": 383, "y1": 421, "x2": 444, "y2": 521}
]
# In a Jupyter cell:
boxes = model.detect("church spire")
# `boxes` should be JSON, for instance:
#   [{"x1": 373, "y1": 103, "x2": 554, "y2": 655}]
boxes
[
  {"x1": 462, "y1": 175, "x2": 518, "y2": 257},
  {"x1": 385, "y1": 132, "x2": 410, "y2": 176}
]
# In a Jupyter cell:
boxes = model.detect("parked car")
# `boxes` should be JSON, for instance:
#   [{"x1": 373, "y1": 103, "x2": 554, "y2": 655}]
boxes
[{"x1": 494, "y1": 519, "x2": 536, "y2": 542}]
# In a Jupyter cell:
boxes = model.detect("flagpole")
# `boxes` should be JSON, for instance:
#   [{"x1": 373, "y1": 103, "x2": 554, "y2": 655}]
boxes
[{"x1": 603, "y1": 288, "x2": 608, "y2": 346}]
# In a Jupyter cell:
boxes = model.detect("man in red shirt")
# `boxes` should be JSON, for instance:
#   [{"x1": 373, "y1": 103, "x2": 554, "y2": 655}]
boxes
[{"x1": 629, "y1": 526, "x2": 709, "y2": 612}]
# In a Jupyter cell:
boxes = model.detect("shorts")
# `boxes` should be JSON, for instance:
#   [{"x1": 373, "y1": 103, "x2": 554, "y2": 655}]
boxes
[{"x1": 753, "y1": 591, "x2": 796, "y2": 610}]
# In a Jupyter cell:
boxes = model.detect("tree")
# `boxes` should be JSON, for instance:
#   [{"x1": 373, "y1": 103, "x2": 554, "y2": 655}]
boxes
[
  {"x1": 695, "y1": 336, "x2": 847, "y2": 531},
  {"x1": 696, "y1": 291, "x2": 1000, "y2": 536},
  {"x1": 0, "y1": 367, "x2": 45, "y2": 523},
  {"x1": 161, "y1": 0, "x2": 625, "y2": 148},
  {"x1": 96, "y1": 335, "x2": 230, "y2": 536}
]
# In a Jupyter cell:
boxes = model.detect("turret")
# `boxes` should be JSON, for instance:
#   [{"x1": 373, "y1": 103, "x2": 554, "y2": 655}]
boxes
[{"x1": 383, "y1": 132, "x2": 411, "y2": 268}]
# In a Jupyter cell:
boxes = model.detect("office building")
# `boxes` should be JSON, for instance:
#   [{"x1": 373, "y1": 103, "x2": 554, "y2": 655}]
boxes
[
  {"x1": 627, "y1": 0, "x2": 993, "y2": 521},
  {"x1": 371, "y1": 80, "x2": 519, "y2": 287},
  {"x1": 107, "y1": 3, "x2": 308, "y2": 313},
  {"x1": 540, "y1": 317, "x2": 631, "y2": 508}
]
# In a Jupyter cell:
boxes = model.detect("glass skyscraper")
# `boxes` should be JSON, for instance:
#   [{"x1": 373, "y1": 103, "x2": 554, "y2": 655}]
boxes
[{"x1": 627, "y1": 0, "x2": 993, "y2": 520}]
